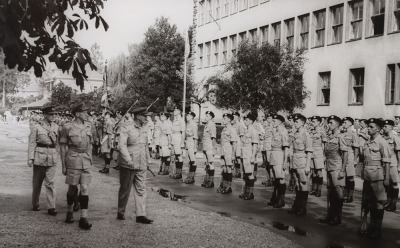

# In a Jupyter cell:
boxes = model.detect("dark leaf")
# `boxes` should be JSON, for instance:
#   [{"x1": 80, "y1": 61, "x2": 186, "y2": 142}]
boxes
[
  {"x1": 95, "y1": 16, "x2": 99, "y2": 28},
  {"x1": 99, "y1": 16, "x2": 109, "y2": 31}
]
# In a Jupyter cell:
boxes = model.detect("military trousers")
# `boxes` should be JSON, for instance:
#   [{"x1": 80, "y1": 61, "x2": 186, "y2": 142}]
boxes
[
  {"x1": 32, "y1": 165, "x2": 56, "y2": 209},
  {"x1": 118, "y1": 167, "x2": 146, "y2": 216}
]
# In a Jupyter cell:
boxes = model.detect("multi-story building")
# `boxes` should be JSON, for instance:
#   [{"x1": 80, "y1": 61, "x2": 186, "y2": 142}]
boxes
[{"x1": 192, "y1": 0, "x2": 400, "y2": 120}]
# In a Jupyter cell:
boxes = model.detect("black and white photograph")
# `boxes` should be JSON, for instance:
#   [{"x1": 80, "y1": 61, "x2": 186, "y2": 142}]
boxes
[{"x1": 0, "y1": 0, "x2": 400, "y2": 247}]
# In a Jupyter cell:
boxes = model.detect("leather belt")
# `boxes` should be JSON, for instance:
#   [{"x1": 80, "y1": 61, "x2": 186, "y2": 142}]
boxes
[
  {"x1": 68, "y1": 147, "x2": 89, "y2": 153},
  {"x1": 36, "y1": 143, "x2": 55, "y2": 148}
]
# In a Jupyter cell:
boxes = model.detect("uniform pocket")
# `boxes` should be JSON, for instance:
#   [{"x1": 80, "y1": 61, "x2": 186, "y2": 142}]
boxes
[{"x1": 34, "y1": 150, "x2": 48, "y2": 166}]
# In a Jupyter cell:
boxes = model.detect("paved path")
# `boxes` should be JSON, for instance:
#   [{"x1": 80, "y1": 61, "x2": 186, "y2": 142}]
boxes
[{"x1": 0, "y1": 124, "x2": 299, "y2": 248}]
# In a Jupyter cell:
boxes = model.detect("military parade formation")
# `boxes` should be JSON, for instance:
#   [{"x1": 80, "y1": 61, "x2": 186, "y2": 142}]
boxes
[{"x1": 27, "y1": 102, "x2": 400, "y2": 239}]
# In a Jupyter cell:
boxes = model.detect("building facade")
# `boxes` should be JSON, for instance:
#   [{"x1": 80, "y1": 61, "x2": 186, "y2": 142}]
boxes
[{"x1": 193, "y1": 0, "x2": 400, "y2": 119}]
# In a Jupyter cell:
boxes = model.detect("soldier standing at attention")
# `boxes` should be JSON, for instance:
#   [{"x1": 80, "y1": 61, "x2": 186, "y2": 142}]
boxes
[
  {"x1": 319, "y1": 115, "x2": 348, "y2": 226},
  {"x1": 309, "y1": 116, "x2": 327, "y2": 197},
  {"x1": 268, "y1": 115, "x2": 289, "y2": 208},
  {"x1": 261, "y1": 113, "x2": 274, "y2": 187},
  {"x1": 158, "y1": 113, "x2": 172, "y2": 175},
  {"x1": 288, "y1": 114, "x2": 313, "y2": 215},
  {"x1": 341, "y1": 117, "x2": 360, "y2": 203},
  {"x1": 146, "y1": 113, "x2": 155, "y2": 158},
  {"x1": 253, "y1": 112, "x2": 265, "y2": 180},
  {"x1": 359, "y1": 118, "x2": 390, "y2": 238},
  {"x1": 239, "y1": 112, "x2": 259, "y2": 200},
  {"x1": 153, "y1": 113, "x2": 162, "y2": 159},
  {"x1": 232, "y1": 112, "x2": 245, "y2": 178},
  {"x1": 217, "y1": 113, "x2": 237, "y2": 194},
  {"x1": 171, "y1": 107, "x2": 186, "y2": 179},
  {"x1": 183, "y1": 111, "x2": 198, "y2": 184},
  {"x1": 28, "y1": 105, "x2": 59, "y2": 215},
  {"x1": 395, "y1": 116, "x2": 400, "y2": 135},
  {"x1": 99, "y1": 111, "x2": 114, "y2": 174},
  {"x1": 201, "y1": 111, "x2": 216, "y2": 188},
  {"x1": 382, "y1": 120, "x2": 400, "y2": 212},
  {"x1": 116, "y1": 107, "x2": 153, "y2": 224},
  {"x1": 60, "y1": 103, "x2": 93, "y2": 229}
]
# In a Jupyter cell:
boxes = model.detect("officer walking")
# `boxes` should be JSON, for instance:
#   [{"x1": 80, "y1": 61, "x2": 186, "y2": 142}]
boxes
[
  {"x1": 28, "y1": 105, "x2": 59, "y2": 216},
  {"x1": 60, "y1": 103, "x2": 93, "y2": 230},
  {"x1": 117, "y1": 107, "x2": 153, "y2": 224}
]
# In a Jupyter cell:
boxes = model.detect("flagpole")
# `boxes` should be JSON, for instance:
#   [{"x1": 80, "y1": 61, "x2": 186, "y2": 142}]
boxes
[{"x1": 182, "y1": 30, "x2": 188, "y2": 119}]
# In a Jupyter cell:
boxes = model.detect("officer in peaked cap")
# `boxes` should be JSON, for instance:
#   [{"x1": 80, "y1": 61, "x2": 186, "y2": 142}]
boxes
[
  {"x1": 382, "y1": 119, "x2": 400, "y2": 212},
  {"x1": 117, "y1": 106, "x2": 153, "y2": 224},
  {"x1": 28, "y1": 105, "x2": 59, "y2": 216},
  {"x1": 59, "y1": 102, "x2": 93, "y2": 229}
]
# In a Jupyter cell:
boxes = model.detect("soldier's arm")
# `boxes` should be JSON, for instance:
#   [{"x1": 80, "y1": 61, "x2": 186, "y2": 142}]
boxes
[
  {"x1": 282, "y1": 131, "x2": 290, "y2": 164},
  {"x1": 353, "y1": 133, "x2": 360, "y2": 164},
  {"x1": 305, "y1": 133, "x2": 314, "y2": 172},
  {"x1": 211, "y1": 124, "x2": 217, "y2": 147},
  {"x1": 28, "y1": 125, "x2": 38, "y2": 165},
  {"x1": 339, "y1": 136, "x2": 348, "y2": 172},
  {"x1": 380, "y1": 140, "x2": 392, "y2": 185},
  {"x1": 118, "y1": 127, "x2": 133, "y2": 165}
]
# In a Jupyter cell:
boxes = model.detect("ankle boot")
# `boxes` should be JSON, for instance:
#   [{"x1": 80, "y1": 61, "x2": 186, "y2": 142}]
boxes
[
  {"x1": 274, "y1": 184, "x2": 286, "y2": 208},
  {"x1": 245, "y1": 186, "x2": 254, "y2": 200},
  {"x1": 201, "y1": 174, "x2": 209, "y2": 187},
  {"x1": 345, "y1": 190, "x2": 354, "y2": 203},
  {"x1": 205, "y1": 176, "x2": 214, "y2": 188},
  {"x1": 296, "y1": 191, "x2": 308, "y2": 216},
  {"x1": 386, "y1": 188, "x2": 398, "y2": 212},
  {"x1": 369, "y1": 209, "x2": 384, "y2": 239},
  {"x1": 268, "y1": 184, "x2": 278, "y2": 206},
  {"x1": 288, "y1": 190, "x2": 300, "y2": 214},
  {"x1": 172, "y1": 169, "x2": 182, "y2": 179},
  {"x1": 239, "y1": 185, "x2": 247, "y2": 198},
  {"x1": 329, "y1": 199, "x2": 343, "y2": 226},
  {"x1": 319, "y1": 193, "x2": 334, "y2": 224}
]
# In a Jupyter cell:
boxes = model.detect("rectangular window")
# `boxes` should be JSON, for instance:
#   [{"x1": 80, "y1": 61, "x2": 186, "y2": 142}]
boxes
[
  {"x1": 232, "y1": 0, "x2": 238, "y2": 14},
  {"x1": 249, "y1": 28, "x2": 258, "y2": 44},
  {"x1": 199, "y1": 2, "x2": 205, "y2": 25},
  {"x1": 198, "y1": 44, "x2": 204, "y2": 68},
  {"x1": 215, "y1": 0, "x2": 221, "y2": 19},
  {"x1": 299, "y1": 14, "x2": 310, "y2": 49},
  {"x1": 205, "y1": 42, "x2": 211, "y2": 67},
  {"x1": 240, "y1": 0, "x2": 248, "y2": 11},
  {"x1": 285, "y1": 18, "x2": 295, "y2": 50},
  {"x1": 318, "y1": 72, "x2": 331, "y2": 105},
  {"x1": 369, "y1": 0, "x2": 385, "y2": 36},
  {"x1": 349, "y1": 0, "x2": 363, "y2": 40},
  {"x1": 331, "y1": 4, "x2": 344, "y2": 44},
  {"x1": 272, "y1": 22, "x2": 281, "y2": 47},
  {"x1": 223, "y1": 0, "x2": 230, "y2": 17},
  {"x1": 213, "y1": 40, "x2": 219, "y2": 66},
  {"x1": 221, "y1": 37, "x2": 228, "y2": 64},
  {"x1": 260, "y1": 25, "x2": 269, "y2": 44},
  {"x1": 314, "y1": 9, "x2": 326, "y2": 47},
  {"x1": 239, "y1": 31, "x2": 247, "y2": 43},
  {"x1": 207, "y1": 0, "x2": 212, "y2": 23},
  {"x1": 386, "y1": 64, "x2": 400, "y2": 104},
  {"x1": 349, "y1": 68, "x2": 365, "y2": 104},
  {"x1": 230, "y1": 35, "x2": 237, "y2": 57},
  {"x1": 250, "y1": 0, "x2": 259, "y2": 7},
  {"x1": 389, "y1": 0, "x2": 400, "y2": 32}
]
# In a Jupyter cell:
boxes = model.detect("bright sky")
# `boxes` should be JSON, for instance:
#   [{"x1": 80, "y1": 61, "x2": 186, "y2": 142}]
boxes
[{"x1": 73, "y1": 0, "x2": 194, "y2": 60}]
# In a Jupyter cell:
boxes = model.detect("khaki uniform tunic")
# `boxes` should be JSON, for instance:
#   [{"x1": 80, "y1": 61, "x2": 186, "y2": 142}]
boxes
[{"x1": 185, "y1": 120, "x2": 198, "y2": 162}]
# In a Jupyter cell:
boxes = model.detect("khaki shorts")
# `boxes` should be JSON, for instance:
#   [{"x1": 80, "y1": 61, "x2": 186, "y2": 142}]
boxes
[
  {"x1": 270, "y1": 150, "x2": 284, "y2": 166},
  {"x1": 363, "y1": 166, "x2": 384, "y2": 182},
  {"x1": 171, "y1": 133, "x2": 182, "y2": 155},
  {"x1": 365, "y1": 180, "x2": 387, "y2": 202},
  {"x1": 345, "y1": 152, "x2": 356, "y2": 177},
  {"x1": 66, "y1": 168, "x2": 92, "y2": 185},
  {"x1": 160, "y1": 145, "x2": 170, "y2": 157},
  {"x1": 272, "y1": 164, "x2": 284, "y2": 179},
  {"x1": 312, "y1": 148, "x2": 325, "y2": 170},
  {"x1": 221, "y1": 143, "x2": 233, "y2": 166},
  {"x1": 293, "y1": 168, "x2": 307, "y2": 183},
  {"x1": 243, "y1": 159, "x2": 254, "y2": 173},
  {"x1": 186, "y1": 138, "x2": 197, "y2": 162},
  {"x1": 389, "y1": 165, "x2": 399, "y2": 184},
  {"x1": 328, "y1": 169, "x2": 345, "y2": 187}
]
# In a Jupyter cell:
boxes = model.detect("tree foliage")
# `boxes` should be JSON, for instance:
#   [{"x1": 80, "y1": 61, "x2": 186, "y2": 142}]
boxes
[
  {"x1": 210, "y1": 42, "x2": 309, "y2": 113},
  {"x1": 115, "y1": 16, "x2": 192, "y2": 112},
  {"x1": 90, "y1": 42, "x2": 104, "y2": 72},
  {"x1": 49, "y1": 82, "x2": 102, "y2": 111},
  {"x1": 0, "y1": 0, "x2": 109, "y2": 90},
  {"x1": 0, "y1": 49, "x2": 30, "y2": 107}
]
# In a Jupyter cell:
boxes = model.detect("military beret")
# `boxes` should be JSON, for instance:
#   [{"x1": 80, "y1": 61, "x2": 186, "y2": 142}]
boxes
[
  {"x1": 187, "y1": 111, "x2": 196, "y2": 118},
  {"x1": 342, "y1": 117, "x2": 354, "y2": 124},
  {"x1": 293, "y1": 113, "x2": 306, "y2": 123},
  {"x1": 173, "y1": 105, "x2": 182, "y2": 112},
  {"x1": 41, "y1": 105, "x2": 57, "y2": 114},
  {"x1": 368, "y1": 118, "x2": 384, "y2": 128},
  {"x1": 129, "y1": 107, "x2": 148, "y2": 116},
  {"x1": 327, "y1": 115, "x2": 342, "y2": 125},
  {"x1": 223, "y1": 113, "x2": 233, "y2": 120},
  {"x1": 266, "y1": 113, "x2": 273, "y2": 118},
  {"x1": 384, "y1": 119, "x2": 395, "y2": 126},
  {"x1": 287, "y1": 115, "x2": 293, "y2": 120},
  {"x1": 233, "y1": 112, "x2": 240, "y2": 117},
  {"x1": 273, "y1": 114, "x2": 285, "y2": 123},
  {"x1": 205, "y1": 111, "x2": 215, "y2": 118},
  {"x1": 71, "y1": 103, "x2": 90, "y2": 114},
  {"x1": 160, "y1": 112, "x2": 170, "y2": 119},
  {"x1": 310, "y1": 115, "x2": 322, "y2": 122},
  {"x1": 245, "y1": 112, "x2": 257, "y2": 122}
]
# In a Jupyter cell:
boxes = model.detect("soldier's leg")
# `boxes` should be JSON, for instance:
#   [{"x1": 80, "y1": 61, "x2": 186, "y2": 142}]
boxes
[
  {"x1": 133, "y1": 170, "x2": 148, "y2": 218},
  {"x1": 205, "y1": 150, "x2": 215, "y2": 188},
  {"x1": 162, "y1": 147, "x2": 171, "y2": 175},
  {"x1": 245, "y1": 172, "x2": 255, "y2": 200},
  {"x1": 316, "y1": 169, "x2": 323, "y2": 197},
  {"x1": 66, "y1": 185, "x2": 78, "y2": 223},
  {"x1": 329, "y1": 170, "x2": 345, "y2": 226},
  {"x1": 99, "y1": 153, "x2": 111, "y2": 173},
  {"x1": 118, "y1": 168, "x2": 134, "y2": 217},
  {"x1": 288, "y1": 169, "x2": 300, "y2": 213},
  {"x1": 44, "y1": 166, "x2": 57, "y2": 212},
  {"x1": 385, "y1": 166, "x2": 399, "y2": 211},
  {"x1": 222, "y1": 165, "x2": 233, "y2": 194},
  {"x1": 310, "y1": 159, "x2": 317, "y2": 195},
  {"x1": 295, "y1": 169, "x2": 309, "y2": 216},
  {"x1": 345, "y1": 176, "x2": 355, "y2": 203},
  {"x1": 32, "y1": 165, "x2": 45, "y2": 210},
  {"x1": 78, "y1": 182, "x2": 92, "y2": 229},
  {"x1": 360, "y1": 181, "x2": 372, "y2": 236},
  {"x1": 369, "y1": 180, "x2": 387, "y2": 238},
  {"x1": 320, "y1": 172, "x2": 335, "y2": 224},
  {"x1": 217, "y1": 156, "x2": 226, "y2": 193},
  {"x1": 172, "y1": 154, "x2": 183, "y2": 179},
  {"x1": 240, "y1": 159, "x2": 251, "y2": 198},
  {"x1": 268, "y1": 167, "x2": 279, "y2": 206}
]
